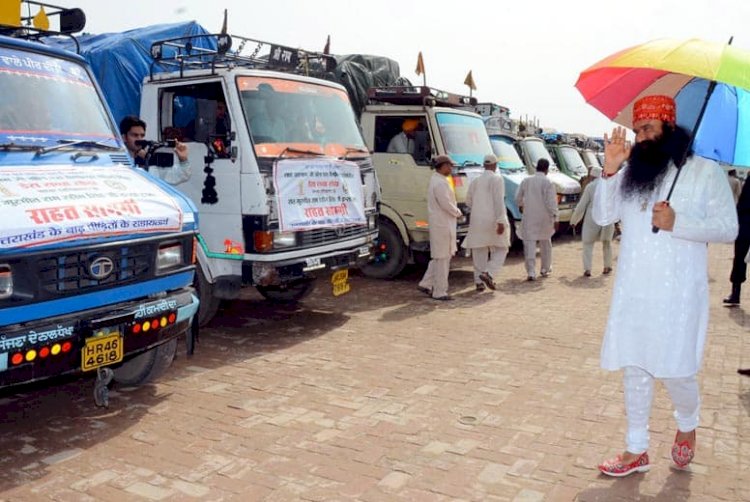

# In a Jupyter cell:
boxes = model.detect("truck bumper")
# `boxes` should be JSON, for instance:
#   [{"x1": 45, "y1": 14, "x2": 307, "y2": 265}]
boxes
[
  {"x1": 0, "y1": 289, "x2": 197, "y2": 389},
  {"x1": 243, "y1": 240, "x2": 374, "y2": 286}
]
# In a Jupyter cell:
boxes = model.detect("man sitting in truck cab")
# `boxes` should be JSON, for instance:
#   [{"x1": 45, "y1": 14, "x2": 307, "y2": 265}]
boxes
[
  {"x1": 119, "y1": 115, "x2": 192, "y2": 185},
  {"x1": 387, "y1": 118, "x2": 419, "y2": 154}
]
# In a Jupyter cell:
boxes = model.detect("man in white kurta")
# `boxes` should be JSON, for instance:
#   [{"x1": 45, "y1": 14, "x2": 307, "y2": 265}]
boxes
[
  {"x1": 570, "y1": 166, "x2": 615, "y2": 276},
  {"x1": 418, "y1": 155, "x2": 463, "y2": 300},
  {"x1": 461, "y1": 154, "x2": 510, "y2": 291},
  {"x1": 515, "y1": 158, "x2": 558, "y2": 280},
  {"x1": 593, "y1": 95, "x2": 738, "y2": 477}
]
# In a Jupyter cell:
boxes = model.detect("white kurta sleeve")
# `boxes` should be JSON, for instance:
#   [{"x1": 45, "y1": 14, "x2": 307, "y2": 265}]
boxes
[
  {"x1": 570, "y1": 182, "x2": 593, "y2": 226},
  {"x1": 435, "y1": 181, "x2": 462, "y2": 218},
  {"x1": 156, "y1": 160, "x2": 192, "y2": 186},
  {"x1": 592, "y1": 173, "x2": 622, "y2": 226},
  {"x1": 543, "y1": 181, "x2": 558, "y2": 221},
  {"x1": 515, "y1": 179, "x2": 526, "y2": 210},
  {"x1": 671, "y1": 161, "x2": 739, "y2": 243},
  {"x1": 465, "y1": 178, "x2": 475, "y2": 209}
]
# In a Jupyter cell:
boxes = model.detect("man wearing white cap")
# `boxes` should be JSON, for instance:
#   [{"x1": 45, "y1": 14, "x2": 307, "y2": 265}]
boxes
[
  {"x1": 461, "y1": 154, "x2": 510, "y2": 291},
  {"x1": 570, "y1": 165, "x2": 615, "y2": 277}
]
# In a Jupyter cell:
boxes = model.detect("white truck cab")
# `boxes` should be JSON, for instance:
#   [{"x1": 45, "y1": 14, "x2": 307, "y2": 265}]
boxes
[{"x1": 139, "y1": 35, "x2": 379, "y2": 325}]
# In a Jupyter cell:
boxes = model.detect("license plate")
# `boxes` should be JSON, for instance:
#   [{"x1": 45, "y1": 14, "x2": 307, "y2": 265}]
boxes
[
  {"x1": 81, "y1": 332, "x2": 123, "y2": 372},
  {"x1": 331, "y1": 269, "x2": 350, "y2": 297}
]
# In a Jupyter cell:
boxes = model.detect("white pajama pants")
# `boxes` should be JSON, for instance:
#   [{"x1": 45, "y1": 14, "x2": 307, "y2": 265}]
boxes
[
  {"x1": 623, "y1": 366, "x2": 700, "y2": 454},
  {"x1": 582, "y1": 240, "x2": 612, "y2": 272},
  {"x1": 471, "y1": 246, "x2": 508, "y2": 284},
  {"x1": 523, "y1": 239, "x2": 552, "y2": 278},
  {"x1": 418, "y1": 257, "x2": 451, "y2": 298}
]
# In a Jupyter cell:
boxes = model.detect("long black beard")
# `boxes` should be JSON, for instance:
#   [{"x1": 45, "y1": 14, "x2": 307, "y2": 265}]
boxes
[{"x1": 620, "y1": 124, "x2": 692, "y2": 200}]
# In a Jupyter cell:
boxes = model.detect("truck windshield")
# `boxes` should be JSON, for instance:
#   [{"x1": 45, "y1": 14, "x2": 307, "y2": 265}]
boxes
[
  {"x1": 436, "y1": 112, "x2": 492, "y2": 166},
  {"x1": 238, "y1": 76, "x2": 366, "y2": 158},
  {"x1": 0, "y1": 46, "x2": 116, "y2": 146},
  {"x1": 559, "y1": 146, "x2": 588, "y2": 177},
  {"x1": 490, "y1": 136, "x2": 525, "y2": 171},
  {"x1": 523, "y1": 139, "x2": 558, "y2": 171}
]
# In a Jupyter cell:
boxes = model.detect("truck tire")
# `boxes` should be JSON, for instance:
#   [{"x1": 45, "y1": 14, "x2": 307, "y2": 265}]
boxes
[
  {"x1": 362, "y1": 220, "x2": 407, "y2": 279},
  {"x1": 112, "y1": 338, "x2": 177, "y2": 387},
  {"x1": 256, "y1": 278, "x2": 316, "y2": 303},
  {"x1": 195, "y1": 264, "x2": 221, "y2": 327}
]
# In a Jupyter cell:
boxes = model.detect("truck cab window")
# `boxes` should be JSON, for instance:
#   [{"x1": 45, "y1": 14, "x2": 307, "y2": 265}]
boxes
[{"x1": 374, "y1": 116, "x2": 431, "y2": 165}]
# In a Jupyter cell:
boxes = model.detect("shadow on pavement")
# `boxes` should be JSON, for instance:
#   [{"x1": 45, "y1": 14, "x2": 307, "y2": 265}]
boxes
[{"x1": 577, "y1": 470, "x2": 693, "y2": 501}]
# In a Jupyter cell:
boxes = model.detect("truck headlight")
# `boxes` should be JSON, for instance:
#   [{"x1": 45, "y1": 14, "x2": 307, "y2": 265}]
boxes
[
  {"x1": 0, "y1": 264, "x2": 12, "y2": 299},
  {"x1": 157, "y1": 243, "x2": 183, "y2": 271},
  {"x1": 273, "y1": 231, "x2": 297, "y2": 248}
]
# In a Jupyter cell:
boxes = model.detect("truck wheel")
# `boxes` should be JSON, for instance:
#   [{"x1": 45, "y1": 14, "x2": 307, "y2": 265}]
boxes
[
  {"x1": 362, "y1": 220, "x2": 407, "y2": 279},
  {"x1": 195, "y1": 264, "x2": 221, "y2": 327},
  {"x1": 113, "y1": 338, "x2": 177, "y2": 386},
  {"x1": 256, "y1": 279, "x2": 316, "y2": 303}
]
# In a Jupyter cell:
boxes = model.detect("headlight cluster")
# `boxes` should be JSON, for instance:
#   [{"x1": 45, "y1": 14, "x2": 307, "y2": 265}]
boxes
[
  {"x1": 253, "y1": 231, "x2": 298, "y2": 252},
  {"x1": 156, "y1": 243, "x2": 183, "y2": 272}
]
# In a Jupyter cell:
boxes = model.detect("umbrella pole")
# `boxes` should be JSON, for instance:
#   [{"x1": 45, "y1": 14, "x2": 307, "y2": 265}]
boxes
[{"x1": 651, "y1": 79, "x2": 719, "y2": 234}]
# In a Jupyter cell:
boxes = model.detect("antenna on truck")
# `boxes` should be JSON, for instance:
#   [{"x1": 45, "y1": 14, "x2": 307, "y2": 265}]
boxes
[
  {"x1": 148, "y1": 33, "x2": 336, "y2": 81},
  {"x1": 0, "y1": 1, "x2": 85, "y2": 52}
]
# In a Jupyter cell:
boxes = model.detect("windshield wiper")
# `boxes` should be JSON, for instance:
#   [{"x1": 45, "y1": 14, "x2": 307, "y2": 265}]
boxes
[
  {"x1": 460, "y1": 160, "x2": 482, "y2": 168},
  {"x1": 0, "y1": 143, "x2": 43, "y2": 153},
  {"x1": 275, "y1": 147, "x2": 327, "y2": 160},
  {"x1": 36, "y1": 139, "x2": 120, "y2": 156},
  {"x1": 342, "y1": 146, "x2": 370, "y2": 158}
]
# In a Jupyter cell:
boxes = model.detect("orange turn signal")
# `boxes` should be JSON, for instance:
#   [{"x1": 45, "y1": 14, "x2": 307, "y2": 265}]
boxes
[{"x1": 253, "y1": 231, "x2": 273, "y2": 252}]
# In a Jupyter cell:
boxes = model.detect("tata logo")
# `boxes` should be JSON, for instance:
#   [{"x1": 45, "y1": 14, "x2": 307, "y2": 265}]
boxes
[
  {"x1": 88, "y1": 256, "x2": 115, "y2": 280},
  {"x1": 334, "y1": 227, "x2": 347, "y2": 237}
]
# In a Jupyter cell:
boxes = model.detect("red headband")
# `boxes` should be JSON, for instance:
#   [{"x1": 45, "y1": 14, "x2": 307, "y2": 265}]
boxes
[{"x1": 633, "y1": 95, "x2": 676, "y2": 124}]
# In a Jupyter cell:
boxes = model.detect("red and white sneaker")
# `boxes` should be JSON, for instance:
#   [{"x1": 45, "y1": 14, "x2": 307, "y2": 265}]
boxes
[
  {"x1": 598, "y1": 452, "x2": 650, "y2": 477},
  {"x1": 671, "y1": 430, "x2": 696, "y2": 468}
]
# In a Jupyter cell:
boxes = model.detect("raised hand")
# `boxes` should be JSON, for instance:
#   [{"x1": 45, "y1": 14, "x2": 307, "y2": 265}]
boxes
[{"x1": 603, "y1": 126, "x2": 631, "y2": 176}]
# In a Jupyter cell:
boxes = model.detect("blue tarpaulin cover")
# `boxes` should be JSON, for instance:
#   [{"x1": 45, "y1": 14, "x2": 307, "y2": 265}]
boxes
[{"x1": 46, "y1": 22, "x2": 214, "y2": 126}]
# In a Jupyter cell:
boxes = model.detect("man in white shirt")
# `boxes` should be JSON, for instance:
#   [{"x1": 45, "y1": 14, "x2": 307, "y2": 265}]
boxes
[
  {"x1": 593, "y1": 95, "x2": 738, "y2": 477},
  {"x1": 387, "y1": 118, "x2": 419, "y2": 154},
  {"x1": 119, "y1": 116, "x2": 191, "y2": 186}
]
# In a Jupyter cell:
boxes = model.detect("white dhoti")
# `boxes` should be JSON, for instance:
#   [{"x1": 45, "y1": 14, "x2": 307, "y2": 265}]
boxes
[
  {"x1": 419, "y1": 257, "x2": 451, "y2": 298},
  {"x1": 523, "y1": 239, "x2": 551, "y2": 278}
]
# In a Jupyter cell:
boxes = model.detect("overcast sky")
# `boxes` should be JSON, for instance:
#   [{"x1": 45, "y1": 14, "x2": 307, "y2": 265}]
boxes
[{"x1": 61, "y1": 0, "x2": 750, "y2": 137}]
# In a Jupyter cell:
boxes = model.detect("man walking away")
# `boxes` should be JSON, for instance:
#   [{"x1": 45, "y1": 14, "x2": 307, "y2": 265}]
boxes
[
  {"x1": 515, "y1": 158, "x2": 558, "y2": 281},
  {"x1": 418, "y1": 155, "x2": 463, "y2": 301},
  {"x1": 461, "y1": 154, "x2": 510, "y2": 291}
]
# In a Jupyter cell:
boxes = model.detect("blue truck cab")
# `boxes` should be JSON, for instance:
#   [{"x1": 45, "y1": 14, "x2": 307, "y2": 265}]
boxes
[{"x1": 0, "y1": 32, "x2": 199, "y2": 404}]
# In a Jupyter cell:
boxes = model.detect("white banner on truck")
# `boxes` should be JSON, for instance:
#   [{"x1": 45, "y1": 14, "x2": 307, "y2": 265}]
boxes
[
  {"x1": 273, "y1": 158, "x2": 366, "y2": 232},
  {"x1": 0, "y1": 166, "x2": 183, "y2": 249}
]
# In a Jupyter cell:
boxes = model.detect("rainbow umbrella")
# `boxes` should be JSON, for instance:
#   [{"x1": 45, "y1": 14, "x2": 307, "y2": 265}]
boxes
[{"x1": 576, "y1": 38, "x2": 750, "y2": 166}]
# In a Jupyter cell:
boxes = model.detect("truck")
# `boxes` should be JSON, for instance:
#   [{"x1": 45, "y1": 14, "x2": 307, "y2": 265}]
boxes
[
  {"x1": 69, "y1": 29, "x2": 380, "y2": 326},
  {"x1": 542, "y1": 133, "x2": 590, "y2": 183},
  {"x1": 357, "y1": 86, "x2": 491, "y2": 279},
  {"x1": 0, "y1": 4, "x2": 199, "y2": 406}
]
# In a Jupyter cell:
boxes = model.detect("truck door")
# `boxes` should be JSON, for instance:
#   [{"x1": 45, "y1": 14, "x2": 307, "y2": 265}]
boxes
[
  {"x1": 372, "y1": 115, "x2": 433, "y2": 232},
  {"x1": 158, "y1": 82, "x2": 244, "y2": 259}
]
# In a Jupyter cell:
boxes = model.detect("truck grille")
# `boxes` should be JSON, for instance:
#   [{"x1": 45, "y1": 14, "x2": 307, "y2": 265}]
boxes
[
  {"x1": 299, "y1": 225, "x2": 370, "y2": 247},
  {"x1": 38, "y1": 245, "x2": 153, "y2": 294}
]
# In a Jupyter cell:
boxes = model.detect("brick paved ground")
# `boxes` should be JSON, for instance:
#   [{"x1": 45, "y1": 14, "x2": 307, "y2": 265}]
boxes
[{"x1": 0, "y1": 234, "x2": 748, "y2": 501}]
